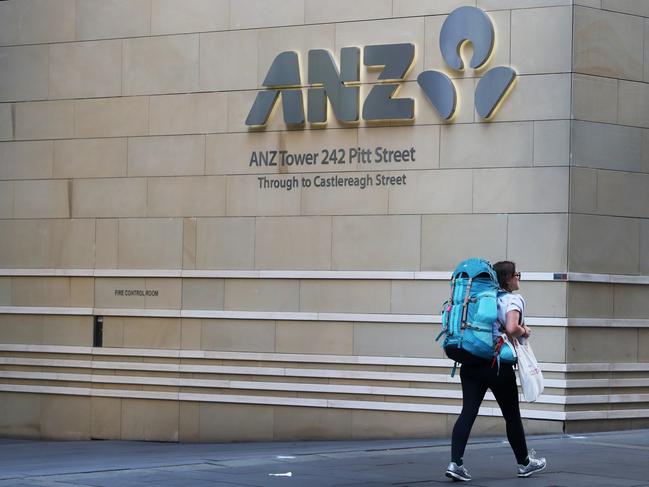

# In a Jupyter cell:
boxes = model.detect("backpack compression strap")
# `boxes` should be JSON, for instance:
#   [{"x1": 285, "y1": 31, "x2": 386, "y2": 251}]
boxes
[
  {"x1": 460, "y1": 278, "x2": 473, "y2": 329},
  {"x1": 435, "y1": 277, "x2": 457, "y2": 342}
]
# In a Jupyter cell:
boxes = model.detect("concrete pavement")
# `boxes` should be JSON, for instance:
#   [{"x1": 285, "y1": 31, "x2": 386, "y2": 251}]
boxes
[{"x1": 1, "y1": 429, "x2": 648, "y2": 486}]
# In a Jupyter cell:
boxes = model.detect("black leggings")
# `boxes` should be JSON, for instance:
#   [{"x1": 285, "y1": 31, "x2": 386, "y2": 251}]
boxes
[{"x1": 451, "y1": 362, "x2": 528, "y2": 464}]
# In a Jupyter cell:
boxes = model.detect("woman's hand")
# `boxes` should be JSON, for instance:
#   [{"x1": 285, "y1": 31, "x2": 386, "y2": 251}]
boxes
[{"x1": 522, "y1": 325, "x2": 532, "y2": 338}]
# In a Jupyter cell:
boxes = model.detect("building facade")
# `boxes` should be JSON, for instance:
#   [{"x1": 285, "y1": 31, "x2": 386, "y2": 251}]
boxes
[{"x1": 1, "y1": 0, "x2": 649, "y2": 441}]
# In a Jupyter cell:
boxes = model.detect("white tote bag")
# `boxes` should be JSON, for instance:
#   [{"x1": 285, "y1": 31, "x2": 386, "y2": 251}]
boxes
[{"x1": 515, "y1": 337, "x2": 544, "y2": 402}]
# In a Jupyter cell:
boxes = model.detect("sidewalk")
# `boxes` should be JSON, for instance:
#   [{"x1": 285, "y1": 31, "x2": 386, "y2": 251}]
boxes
[{"x1": 1, "y1": 429, "x2": 648, "y2": 486}]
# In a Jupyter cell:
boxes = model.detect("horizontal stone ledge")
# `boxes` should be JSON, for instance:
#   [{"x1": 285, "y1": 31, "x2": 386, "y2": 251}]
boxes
[
  {"x1": 0, "y1": 306, "x2": 568, "y2": 326},
  {"x1": 0, "y1": 356, "x2": 468, "y2": 383},
  {"x1": 0, "y1": 384, "x2": 567, "y2": 421},
  {"x1": 0, "y1": 355, "x2": 567, "y2": 386},
  {"x1": 5, "y1": 383, "x2": 644, "y2": 421},
  {"x1": 5, "y1": 354, "x2": 649, "y2": 390},
  {"x1": 565, "y1": 409, "x2": 649, "y2": 421},
  {"x1": 0, "y1": 268, "x2": 562, "y2": 281},
  {"x1": 568, "y1": 272, "x2": 649, "y2": 285},
  {"x1": 0, "y1": 306, "x2": 94, "y2": 315},
  {"x1": 7, "y1": 370, "x2": 649, "y2": 406},
  {"x1": 4, "y1": 382, "x2": 647, "y2": 422},
  {"x1": 4, "y1": 306, "x2": 649, "y2": 328},
  {"x1": 2, "y1": 268, "x2": 649, "y2": 285},
  {"x1": 5, "y1": 344, "x2": 649, "y2": 374},
  {"x1": 0, "y1": 268, "x2": 96, "y2": 277},
  {"x1": 0, "y1": 370, "x2": 569, "y2": 405},
  {"x1": 566, "y1": 318, "x2": 649, "y2": 328},
  {"x1": 0, "y1": 344, "x2": 568, "y2": 370},
  {"x1": 565, "y1": 362, "x2": 649, "y2": 372}
]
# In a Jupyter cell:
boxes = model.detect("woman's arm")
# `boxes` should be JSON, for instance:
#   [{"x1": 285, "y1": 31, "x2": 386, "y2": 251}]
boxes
[{"x1": 505, "y1": 310, "x2": 531, "y2": 338}]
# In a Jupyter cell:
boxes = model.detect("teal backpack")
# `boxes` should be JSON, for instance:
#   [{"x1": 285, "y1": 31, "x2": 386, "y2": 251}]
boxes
[{"x1": 435, "y1": 258, "x2": 516, "y2": 375}]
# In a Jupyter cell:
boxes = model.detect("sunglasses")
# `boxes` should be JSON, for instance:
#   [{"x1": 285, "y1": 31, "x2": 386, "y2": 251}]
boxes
[{"x1": 514, "y1": 272, "x2": 521, "y2": 279}]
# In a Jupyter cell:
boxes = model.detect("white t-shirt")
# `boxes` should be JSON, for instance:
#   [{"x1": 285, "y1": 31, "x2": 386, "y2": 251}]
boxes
[{"x1": 493, "y1": 292, "x2": 525, "y2": 337}]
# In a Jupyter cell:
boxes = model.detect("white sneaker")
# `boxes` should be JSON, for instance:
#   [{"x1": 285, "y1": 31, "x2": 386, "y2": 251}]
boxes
[
  {"x1": 446, "y1": 461, "x2": 471, "y2": 481},
  {"x1": 517, "y1": 449, "x2": 547, "y2": 477}
]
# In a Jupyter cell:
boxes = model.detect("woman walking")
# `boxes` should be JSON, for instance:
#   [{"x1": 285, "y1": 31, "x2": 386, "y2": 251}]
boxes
[{"x1": 445, "y1": 261, "x2": 547, "y2": 481}]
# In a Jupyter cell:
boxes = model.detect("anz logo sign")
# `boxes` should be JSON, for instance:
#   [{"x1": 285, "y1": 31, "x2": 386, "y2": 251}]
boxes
[{"x1": 246, "y1": 7, "x2": 517, "y2": 128}]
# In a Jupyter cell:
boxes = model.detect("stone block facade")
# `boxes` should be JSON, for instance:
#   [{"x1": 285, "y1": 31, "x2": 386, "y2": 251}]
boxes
[{"x1": 1, "y1": 0, "x2": 649, "y2": 441}]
